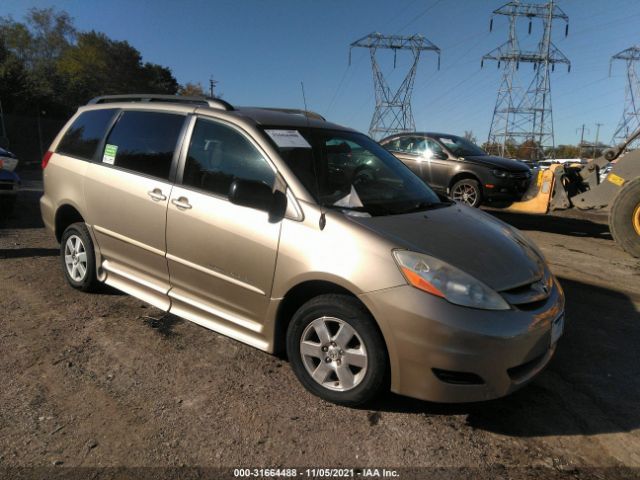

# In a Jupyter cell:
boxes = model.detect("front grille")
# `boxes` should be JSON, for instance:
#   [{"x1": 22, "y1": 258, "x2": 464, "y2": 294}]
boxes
[
  {"x1": 500, "y1": 272, "x2": 552, "y2": 308},
  {"x1": 0, "y1": 182, "x2": 16, "y2": 191},
  {"x1": 510, "y1": 171, "x2": 531, "y2": 180}
]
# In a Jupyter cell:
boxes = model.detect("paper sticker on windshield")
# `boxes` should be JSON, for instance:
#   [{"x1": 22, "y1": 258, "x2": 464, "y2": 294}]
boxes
[
  {"x1": 265, "y1": 130, "x2": 311, "y2": 149},
  {"x1": 102, "y1": 144, "x2": 118, "y2": 165}
]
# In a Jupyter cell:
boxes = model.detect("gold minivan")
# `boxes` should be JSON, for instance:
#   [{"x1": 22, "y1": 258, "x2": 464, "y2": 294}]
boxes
[{"x1": 41, "y1": 95, "x2": 565, "y2": 406}]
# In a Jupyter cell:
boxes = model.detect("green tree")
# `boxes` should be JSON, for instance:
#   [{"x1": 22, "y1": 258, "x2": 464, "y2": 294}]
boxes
[
  {"x1": 178, "y1": 82, "x2": 206, "y2": 96},
  {"x1": 0, "y1": 40, "x2": 30, "y2": 112},
  {"x1": 57, "y1": 31, "x2": 178, "y2": 107},
  {"x1": 0, "y1": 8, "x2": 75, "y2": 107},
  {"x1": 463, "y1": 130, "x2": 477, "y2": 145}
]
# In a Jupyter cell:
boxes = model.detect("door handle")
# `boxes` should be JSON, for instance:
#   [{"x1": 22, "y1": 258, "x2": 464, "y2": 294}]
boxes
[
  {"x1": 171, "y1": 197, "x2": 192, "y2": 210},
  {"x1": 147, "y1": 189, "x2": 167, "y2": 201}
]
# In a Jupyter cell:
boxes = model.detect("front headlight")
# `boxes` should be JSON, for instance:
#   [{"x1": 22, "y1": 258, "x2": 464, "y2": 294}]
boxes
[
  {"x1": 392, "y1": 250, "x2": 510, "y2": 310},
  {"x1": 491, "y1": 169, "x2": 509, "y2": 178}
]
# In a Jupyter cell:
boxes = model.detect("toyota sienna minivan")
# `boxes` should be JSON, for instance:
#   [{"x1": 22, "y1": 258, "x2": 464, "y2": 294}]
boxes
[{"x1": 41, "y1": 95, "x2": 565, "y2": 406}]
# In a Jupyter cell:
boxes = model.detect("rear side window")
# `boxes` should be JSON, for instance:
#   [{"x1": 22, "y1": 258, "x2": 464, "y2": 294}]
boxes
[
  {"x1": 57, "y1": 109, "x2": 117, "y2": 161},
  {"x1": 102, "y1": 111, "x2": 185, "y2": 180},
  {"x1": 182, "y1": 118, "x2": 275, "y2": 197}
]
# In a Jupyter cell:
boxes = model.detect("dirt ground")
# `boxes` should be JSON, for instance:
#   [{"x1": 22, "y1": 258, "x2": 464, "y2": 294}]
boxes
[{"x1": 1, "y1": 172, "x2": 639, "y2": 479}]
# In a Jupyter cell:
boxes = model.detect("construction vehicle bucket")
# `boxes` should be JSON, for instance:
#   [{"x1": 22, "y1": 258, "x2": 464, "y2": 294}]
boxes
[{"x1": 503, "y1": 164, "x2": 560, "y2": 214}]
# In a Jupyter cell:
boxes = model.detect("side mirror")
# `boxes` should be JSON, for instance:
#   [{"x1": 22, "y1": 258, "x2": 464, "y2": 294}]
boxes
[
  {"x1": 228, "y1": 179, "x2": 287, "y2": 222},
  {"x1": 432, "y1": 151, "x2": 448, "y2": 160}
]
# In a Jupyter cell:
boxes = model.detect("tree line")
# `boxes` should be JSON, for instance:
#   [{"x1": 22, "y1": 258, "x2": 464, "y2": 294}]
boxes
[
  {"x1": 0, "y1": 7, "x2": 209, "y2": 159},
  {"x1": 0, "y1": 8, "x2": 187, "y2": 116},
  {"x1": 482, "y1": 139, "x2": 607, "y2": 160}
]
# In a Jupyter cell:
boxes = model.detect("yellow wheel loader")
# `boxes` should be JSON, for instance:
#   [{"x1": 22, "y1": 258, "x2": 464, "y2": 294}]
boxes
[{"x1": 504, "y1": 129, "x2": 640, "y2": 258}]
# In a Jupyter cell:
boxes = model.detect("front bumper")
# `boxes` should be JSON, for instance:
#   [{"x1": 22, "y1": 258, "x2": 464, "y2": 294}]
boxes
[
  {"x1": 359, "y1": 278, "x2": 565, "y2": 403},
  {"x1": 483, "y1": 176, "x2": 531, "y2": 201},
  {"x1": 0, "y1": 170, "x2": 20, "y2": 197}
]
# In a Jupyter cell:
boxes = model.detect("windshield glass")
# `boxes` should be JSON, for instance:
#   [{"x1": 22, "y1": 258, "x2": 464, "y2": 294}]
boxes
[
  {"x1": 262, "y1": 127, "x2": 444, "y2": 216},
  {"x1": 437, "y1": 135, "x2": 486, "y2": 157}
]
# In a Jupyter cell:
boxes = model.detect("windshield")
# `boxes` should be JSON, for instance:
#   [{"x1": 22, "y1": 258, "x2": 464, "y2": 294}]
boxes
[
  {"x1": 262, "y1": 127, "x2": 444, "y2": 216},
  {"x1": 436, "y1": 135, "x2": 486, "y2": 157}
]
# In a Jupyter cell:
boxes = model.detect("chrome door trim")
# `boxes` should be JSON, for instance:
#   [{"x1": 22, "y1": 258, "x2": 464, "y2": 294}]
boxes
[
  {"x1": 166, "y1": 253, "x2": 266, "y2": 296},
  {"x1": 93, "y1": 225, "x2": 165, "y2": 257}
]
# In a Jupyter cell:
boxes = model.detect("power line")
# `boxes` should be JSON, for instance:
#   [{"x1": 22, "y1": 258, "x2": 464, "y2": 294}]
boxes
[{"x1": 395, "y1": 0, "x2": 444, "y2": 34}]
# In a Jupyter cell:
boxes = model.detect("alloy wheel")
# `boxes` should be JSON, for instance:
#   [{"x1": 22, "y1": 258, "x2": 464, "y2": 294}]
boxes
[
  {"x1": 64, "y1": 235, "x2": 88, "y2": 282},
  {"x1": 300, "y1": 316, "x2": 368, "y2": 392},
  {"x1": 452, "y1": 184, "x2": 479, "y2": 206}
]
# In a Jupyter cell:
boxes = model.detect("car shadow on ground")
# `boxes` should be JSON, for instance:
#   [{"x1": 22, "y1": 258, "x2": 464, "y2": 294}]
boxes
[
  {"x1": 0, "y1": 247, "x2": 58, "y2": 259},
  {"x1": 487, "y1": 210, "x2": 612, "y2": 241},
  {"x1": 369, "y1": 276, "x2": 640, "y2": 438}
]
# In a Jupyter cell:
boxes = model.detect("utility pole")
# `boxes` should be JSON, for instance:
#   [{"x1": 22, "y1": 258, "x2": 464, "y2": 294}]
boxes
[
  {"x1": 593, "y1": 122, "x2": 603, "y2": 159},
  {"x1": 576, "y1": 123, "x2": 589, "y2": 158},
  {"x1": 610, "y1": 46, "x2": 640, "y2": 149},
  {"x1": 483, "y1": 1, "x2": 570, "y2": 161},
  {"x1": 350, "y1": 32, "x2": 440, "y2": 140},
  {"x1": 209, "y1": 76, "x2": 218, "y2": 98}
]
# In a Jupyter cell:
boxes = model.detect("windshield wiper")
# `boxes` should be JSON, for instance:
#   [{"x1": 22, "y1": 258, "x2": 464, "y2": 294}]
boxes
[
  {"x1": 324, "y1": 204, "x2": 369, "y2": 212},
  {"x1": 395, "y1": 201, "x2": 452, "y2": 215}
]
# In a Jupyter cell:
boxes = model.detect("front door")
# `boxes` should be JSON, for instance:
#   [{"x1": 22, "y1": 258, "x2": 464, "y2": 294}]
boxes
[
  {"x1": 165, "y1": 117, "x2": 281, "y2": 349},
  {"x1": 382, "y1": 135, "x2": 431, "y2": 182},
  {"x1": 424, "y1": 137, "x2": 454, "y2": 192},
  {"x1": 84, "y1": 110, "x2": 187, "y2": 309}
]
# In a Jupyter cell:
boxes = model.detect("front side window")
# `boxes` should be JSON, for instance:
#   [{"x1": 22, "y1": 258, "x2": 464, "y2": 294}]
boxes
[
  {"x1": 182, "y1": 118, "x2": 275, "y2": 197},
  {"x1": 265, "y1": 128, "x2": 444, "y2": 216},
  {"x1": 383, "y1": 136, "x2": 423, "y2": 154},
  {"x1": 424, "y1": 138, "x2": 446, "y2": 158},
  {"x1": 102, "y1": 111, "x2": 185, "y2": 180},
  {"x1": 57, "y1": 109, "x2": 117, "y2": 161},
  {"x1": 436, "y1": 135, "x2": 486, "y2": 157}
]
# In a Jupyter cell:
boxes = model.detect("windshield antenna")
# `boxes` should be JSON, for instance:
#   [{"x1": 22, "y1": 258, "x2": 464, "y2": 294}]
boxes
[{"x1": 301, "y1": 81, "x2": 326, "y2": 230}]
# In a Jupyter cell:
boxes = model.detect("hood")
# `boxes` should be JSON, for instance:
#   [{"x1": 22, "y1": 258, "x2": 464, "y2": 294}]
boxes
[
  {"x1": 348, "y1": 205, "x2": 544, "y2": 292},
  {"x1": 463, "y1": 155, "x2": 530, "y2": 172}
]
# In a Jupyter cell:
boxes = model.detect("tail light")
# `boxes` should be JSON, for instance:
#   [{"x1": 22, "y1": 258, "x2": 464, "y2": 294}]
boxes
[{"x1": 41, "y1": 151, "x2": 53, "y2": 169}]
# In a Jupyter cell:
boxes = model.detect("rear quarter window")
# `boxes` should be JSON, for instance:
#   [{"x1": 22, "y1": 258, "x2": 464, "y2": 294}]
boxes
[{"x1": 56, "y1": 109, "x2": 118, "y2": 161}]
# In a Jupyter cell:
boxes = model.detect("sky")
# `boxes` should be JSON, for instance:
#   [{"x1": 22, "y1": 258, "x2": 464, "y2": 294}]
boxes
[{"x1": 3, "y1": 0, "x2": 640, "y2": 146}]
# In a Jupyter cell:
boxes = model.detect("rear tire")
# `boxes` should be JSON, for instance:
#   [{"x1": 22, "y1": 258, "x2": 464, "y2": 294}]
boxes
[
  {"x1": 451, "y1": 179, "x2": 483, "y2": 207},
  {"x1": 609, "y1": 178, "x2": 640, "y2": 258},
  {"x1": 286, "y1": 294, "x2": 388, "y2": 407},
  {"x1": 60, "y1": 222, "x2": 100, "y2": 292}
]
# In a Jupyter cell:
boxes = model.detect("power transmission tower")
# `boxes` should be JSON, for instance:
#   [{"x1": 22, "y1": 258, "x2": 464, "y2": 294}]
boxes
[
  {"x1": 483, "y1": 1, "x2": 570, "y2": 160},
  {"x1": 610, "y1": 46, "x2": 640, "y2": 149},
  {"x1": 350, "y1": 32, "x2": 440, "y2": 140}
]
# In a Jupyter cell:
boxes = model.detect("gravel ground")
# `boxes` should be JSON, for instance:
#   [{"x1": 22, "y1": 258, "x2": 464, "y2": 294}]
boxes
[{"x1": 0, "y1": 173, "x2": 639, "y2": 479}]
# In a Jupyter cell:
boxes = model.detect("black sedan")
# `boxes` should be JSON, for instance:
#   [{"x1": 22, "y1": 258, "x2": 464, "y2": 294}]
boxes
[{"x1": 379, "y1": 133, "x2": 532, "y2": 207}]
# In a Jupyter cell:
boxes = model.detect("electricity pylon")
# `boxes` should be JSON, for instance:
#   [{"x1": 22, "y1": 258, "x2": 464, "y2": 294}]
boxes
[
  {"x1": 610, "y1": 46, "x2": 640, "y2": 149},
  {"x1": 483, "y1": 1, "x2": 570, "y2": 160},
  {"x1": 350, "y1": 32, "x2": 440, "y2": 140}
]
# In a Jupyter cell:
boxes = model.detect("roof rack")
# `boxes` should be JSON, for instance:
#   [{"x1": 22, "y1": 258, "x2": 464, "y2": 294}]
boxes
[
  {"x1": 252, "y1": 107, "x2": 325, "y2": 121},
  {"x1": 87, "y1": 94, "x2": 234, "y2": 111}
]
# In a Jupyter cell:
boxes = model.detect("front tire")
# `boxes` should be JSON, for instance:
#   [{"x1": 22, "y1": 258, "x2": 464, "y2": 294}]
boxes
[
  {"x1": 60, "y1": 222, "x2": 100, "y2": 292},
  {"x1": 609, "y1": 178, "x2": 640, "y2": 258},
  {"x1": 451, "y1": 178, "x2": 483, "y2": 207},
  {"x1": 286, "y1": 294, "x2": 388, "y2": 406}
]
